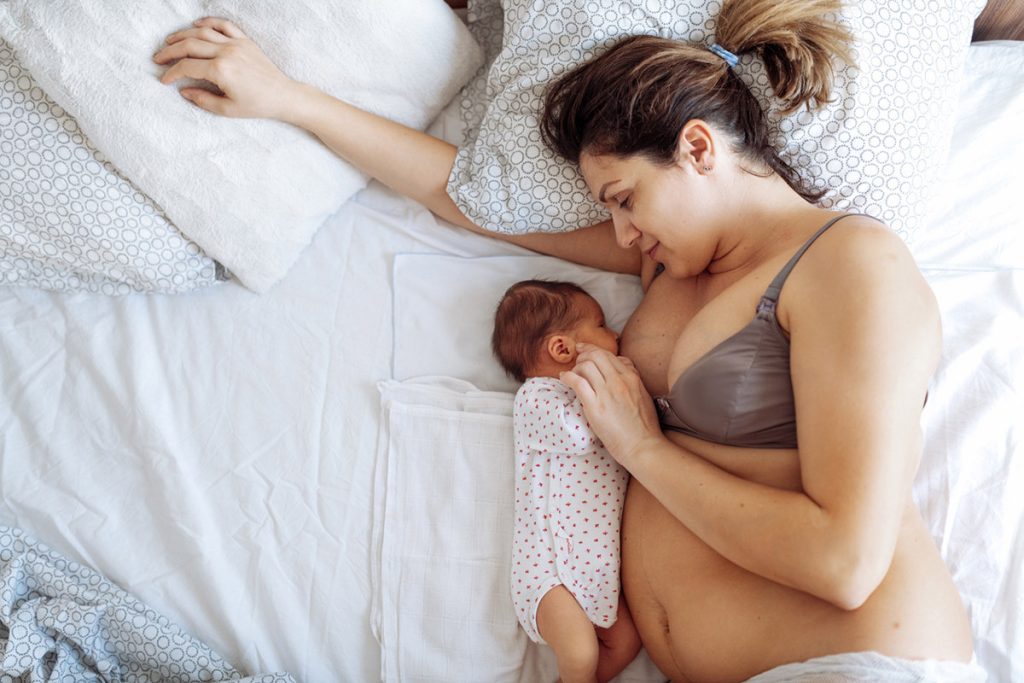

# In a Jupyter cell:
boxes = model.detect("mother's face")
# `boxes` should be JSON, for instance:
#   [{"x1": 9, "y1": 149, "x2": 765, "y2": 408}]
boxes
[{"x1": 579, "y1": 150, "x2": 716, "y2": 279}]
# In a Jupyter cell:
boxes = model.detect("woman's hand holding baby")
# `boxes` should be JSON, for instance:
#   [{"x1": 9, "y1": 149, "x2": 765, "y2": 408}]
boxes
[
  {"x1": 560, "y1": 343, "x2": 664, "y2": 469},
  {"x1": 153, "y1": 17, "x2": 302, "y2": 121}
]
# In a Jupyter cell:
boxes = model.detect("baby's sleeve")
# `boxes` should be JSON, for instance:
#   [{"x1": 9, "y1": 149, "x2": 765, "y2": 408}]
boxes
[{"x1": 518, "y1": 382, "x2": 600, "y2": 455}]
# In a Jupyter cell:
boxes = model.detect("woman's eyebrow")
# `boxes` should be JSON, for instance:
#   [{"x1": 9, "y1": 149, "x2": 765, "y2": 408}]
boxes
[{"x1": 598, "y1": 180, "x2": 621, "y2": 203}]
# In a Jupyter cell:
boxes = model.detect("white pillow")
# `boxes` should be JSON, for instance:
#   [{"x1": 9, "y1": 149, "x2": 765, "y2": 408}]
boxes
[
  {"x1": 0, "y1": 38, "x2": 223, "y2": 294},
  {"x1": 392, "y1": 253, "x2": 644, "y2": 393},
  {"x1": 910, "y1": 41, "x2": 1024, "y2": 269},
  {"x1": 448, "y1": 0, "x2": 986, "y2": 242},
  {"x1": 0, "y1": 1, "x2": 483, "y2": 292}
]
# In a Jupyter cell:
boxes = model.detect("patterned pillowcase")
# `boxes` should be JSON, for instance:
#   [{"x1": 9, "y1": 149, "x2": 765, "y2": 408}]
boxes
[
  {"x1": 448, "y1": 0, "x2": 987, "y2": 242},
  {"x1": 0, "y1": 39, "x2": 223, "y2": 294}
]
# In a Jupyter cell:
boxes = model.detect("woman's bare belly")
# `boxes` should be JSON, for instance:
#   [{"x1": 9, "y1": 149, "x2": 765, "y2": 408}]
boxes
[
  {"x1": 622, "y1": 433, "x2": 973, "y2": 682},
  {"x1": 618, "y1": 268, "x2": 974, "y2": 682}
]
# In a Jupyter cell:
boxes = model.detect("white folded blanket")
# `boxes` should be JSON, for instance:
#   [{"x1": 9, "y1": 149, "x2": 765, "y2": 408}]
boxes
[
  {"x1": 0, "y1": 1, "x2": 483, "y2": 292},
  {"x1": 372, "y1": 378, "x2": 532, "y2": 682},
  {"x1": 372, "y1": 377, "x2": 666, "y2": 682}
]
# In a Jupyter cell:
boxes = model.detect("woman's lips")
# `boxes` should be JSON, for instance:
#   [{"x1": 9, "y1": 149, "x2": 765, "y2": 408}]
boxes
[{"x1": 647, "y1": 243, "x2": 659, "y2": 260}]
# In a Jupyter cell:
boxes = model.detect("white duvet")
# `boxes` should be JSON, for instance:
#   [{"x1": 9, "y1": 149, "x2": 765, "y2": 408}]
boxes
[{"x1": 0, "y1": 42, "x2": 1021, "y2": 683}]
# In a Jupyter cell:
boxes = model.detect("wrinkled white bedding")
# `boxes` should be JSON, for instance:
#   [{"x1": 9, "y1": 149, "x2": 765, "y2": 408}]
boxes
[
  {"x1": 0, "y1": 172, "x2": 514, "y2": 681},
  {"x1": 0, "y1": 43, "x2": 1021, "y2": 683}
]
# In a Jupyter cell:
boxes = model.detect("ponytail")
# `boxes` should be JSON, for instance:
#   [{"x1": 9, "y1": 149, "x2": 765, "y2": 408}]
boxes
[
  {"x1": 715, "y1": 0, "x2": 853, "y2": 113},
  {"x1": 541, "y1": 0, "x2": 854, "y2": 201}
]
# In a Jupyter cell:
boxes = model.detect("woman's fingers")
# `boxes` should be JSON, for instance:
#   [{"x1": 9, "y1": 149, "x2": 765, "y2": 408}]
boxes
[
  {"x1": 576, "y1": 343, "x2": 630, "y2": 378},
  {"x1": 154, "y1": 22, "x2": 295, "y2": 120},
  {"x1": 559, "y1": 370, "x2": 596, "y2": 405},
  {"x1": 159, "y1": 57, "x2": 216, "y2": 86},
  {"x1": 570, "y1": 359, "x2": 607, "y2": 391},
  {"x1": 164, "y1": 26, "x2": 232, "y2": 46},
  {"x1": 193, "y1": 16, "x2": 247, "y2": 39},
  {"x1": 153, "y1": 38, "x2": 221, "y2": 65},
  {"x1": 180, "y1": 88, "x2": 231, "y2": 115}
]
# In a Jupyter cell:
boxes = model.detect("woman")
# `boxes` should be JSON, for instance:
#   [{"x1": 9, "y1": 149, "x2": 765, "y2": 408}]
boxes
[{"x1": 153, "y1": 1, "x2": 982, "y2": 680}]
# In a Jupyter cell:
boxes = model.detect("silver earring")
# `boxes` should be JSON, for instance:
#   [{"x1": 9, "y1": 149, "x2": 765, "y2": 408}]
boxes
[{"x1": 703, "y1": 166, "x2": 712, "y2": 173}]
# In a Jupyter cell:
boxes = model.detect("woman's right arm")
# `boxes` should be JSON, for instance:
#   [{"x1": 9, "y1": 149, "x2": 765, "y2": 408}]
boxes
[{"x1": 153, "y1": 17, "x2": 640, "y2": 276}]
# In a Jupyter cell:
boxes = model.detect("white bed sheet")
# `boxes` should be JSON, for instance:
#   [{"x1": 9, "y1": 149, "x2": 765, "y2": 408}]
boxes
[
  {"x1": 0, "y1": 42, "x2": 1022, "y2": 683},
  {"x1": 0, "y1": 151, "x2": 533, "y2": 681}
]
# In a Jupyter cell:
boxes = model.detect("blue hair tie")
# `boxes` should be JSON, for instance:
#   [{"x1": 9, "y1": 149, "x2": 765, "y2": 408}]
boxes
[{"x1": 709, "y1": 43, "x2": 739, "y2": 68}]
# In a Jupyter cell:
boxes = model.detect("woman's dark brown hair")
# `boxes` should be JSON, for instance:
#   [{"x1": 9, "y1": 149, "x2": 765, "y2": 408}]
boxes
[
  {"x1": 492, "y1": 280, "x2": 589, "y2": 383},
  {"x1": 540, "y1": 0, "x2": 854, "y2": 201}
]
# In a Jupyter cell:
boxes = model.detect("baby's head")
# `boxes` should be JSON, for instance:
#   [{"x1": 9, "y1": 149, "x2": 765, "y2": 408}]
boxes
[{"x1": 492, "y1": 280, "x2": 619, "y2": 382}]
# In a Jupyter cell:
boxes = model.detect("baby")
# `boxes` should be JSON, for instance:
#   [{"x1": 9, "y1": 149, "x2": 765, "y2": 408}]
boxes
[{"x1": 493, "y1": 280, "x2": 641, "y2": 683}]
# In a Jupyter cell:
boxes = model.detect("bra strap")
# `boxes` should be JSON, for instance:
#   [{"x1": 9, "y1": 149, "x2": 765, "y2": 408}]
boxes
[{"x1": 762, "y1": 213, "x2": 865, "y2": 304}]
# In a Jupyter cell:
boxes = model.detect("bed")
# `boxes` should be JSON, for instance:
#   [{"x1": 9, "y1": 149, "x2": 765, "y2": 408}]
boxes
[{"x1": 1, "y1": 1, "x2": 1021, "y2": 682}]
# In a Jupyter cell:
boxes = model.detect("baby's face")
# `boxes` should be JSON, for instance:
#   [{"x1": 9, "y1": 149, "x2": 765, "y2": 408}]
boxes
[{"x1": 571, "y1": 295, "x2": 619, "y2": 355}]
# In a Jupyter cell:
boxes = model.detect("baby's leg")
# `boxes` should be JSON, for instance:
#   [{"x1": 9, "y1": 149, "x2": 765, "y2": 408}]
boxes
[
  {"x1": 536, "y1": 585, "x2": 600, "y2": 683},
  {"x1": 594, "y1": 596, "x2": 643, "y2": 683}
]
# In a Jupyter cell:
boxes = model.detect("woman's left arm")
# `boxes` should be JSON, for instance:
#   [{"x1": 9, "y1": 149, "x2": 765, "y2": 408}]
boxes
[{"x1": 564, "y1": 224, "x2": 941, "y2": 610}]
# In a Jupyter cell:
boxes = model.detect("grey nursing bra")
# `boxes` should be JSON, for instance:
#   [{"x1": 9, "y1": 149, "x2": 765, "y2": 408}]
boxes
[{"x1": 655, "y1": 214, "x2": 866, "y2": 449}]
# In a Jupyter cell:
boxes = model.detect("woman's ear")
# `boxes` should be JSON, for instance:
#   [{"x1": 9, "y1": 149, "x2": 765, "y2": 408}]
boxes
[
  {"x1": 545, "y1": 334, "x2": 577, "y2": 365},
  {"x1": 675, "y1": 119, "x2": 715, "y2": 173}
]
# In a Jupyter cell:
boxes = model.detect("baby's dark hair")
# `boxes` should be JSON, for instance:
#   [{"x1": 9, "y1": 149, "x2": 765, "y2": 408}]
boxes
[{"x1": 492, "y1": 280, "x2": 590, "y2": 383}]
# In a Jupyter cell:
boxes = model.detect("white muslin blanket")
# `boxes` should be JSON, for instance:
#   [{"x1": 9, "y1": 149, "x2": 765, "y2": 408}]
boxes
[
  {"x1": 372, "y1": 377, "x2": 666, "y2": 682},
  {"x1": 372, "y1": 378, "x2": 537, "y2": 682},
  {"x1": 0, "y1": 1, "x2": 482, "y2": 292}
]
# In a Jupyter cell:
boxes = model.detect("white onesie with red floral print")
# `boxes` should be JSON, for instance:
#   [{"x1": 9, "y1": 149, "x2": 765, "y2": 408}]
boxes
[{"x1": 510, "y1": 376, "x2": 630, "y2": 644}]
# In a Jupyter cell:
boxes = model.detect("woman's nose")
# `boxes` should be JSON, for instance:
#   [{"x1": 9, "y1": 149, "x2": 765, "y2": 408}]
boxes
[{"x1": 612, "y1": 214, "x2": 640, "y2": 249}]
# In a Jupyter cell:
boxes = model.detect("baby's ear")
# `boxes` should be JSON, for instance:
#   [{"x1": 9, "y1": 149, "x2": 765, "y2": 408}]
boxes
[{"x1": 545, "y1": 334, "x2": 576, "y2": 364}]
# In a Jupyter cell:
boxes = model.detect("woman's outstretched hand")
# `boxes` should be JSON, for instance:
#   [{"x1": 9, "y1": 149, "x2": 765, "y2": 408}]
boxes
[
  {"x1": 153, "y1": 17, "x2": 300, "y2": 120},
  {"x1": 560, "y1": 343, "x2": 664, "y2": 468}
]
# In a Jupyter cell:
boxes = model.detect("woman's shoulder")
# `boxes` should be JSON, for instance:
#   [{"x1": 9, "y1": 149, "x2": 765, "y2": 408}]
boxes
[
  {"x1": 827, "y1": 212, "x2": 903, "y2": 247},
  {"x1": 780, "y1": 213, "x2": 939, "y2": 336},
  {"x1": 798, "y1": 213, "x2": 918, "y2": 283}
]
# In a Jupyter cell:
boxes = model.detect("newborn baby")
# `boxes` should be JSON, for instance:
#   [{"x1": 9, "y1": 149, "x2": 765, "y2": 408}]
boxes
[{"x1": 493, "y1": 279, "x2": 641, "y2": 683}]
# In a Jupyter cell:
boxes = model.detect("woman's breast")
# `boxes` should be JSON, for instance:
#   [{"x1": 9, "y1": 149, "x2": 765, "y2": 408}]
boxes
[
  {"x1": 619, "y1": 273, "x2": 696, "y2": 394},
  {"x1": 621, "y1": 273, "x2": 804, "y2": 489}
]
